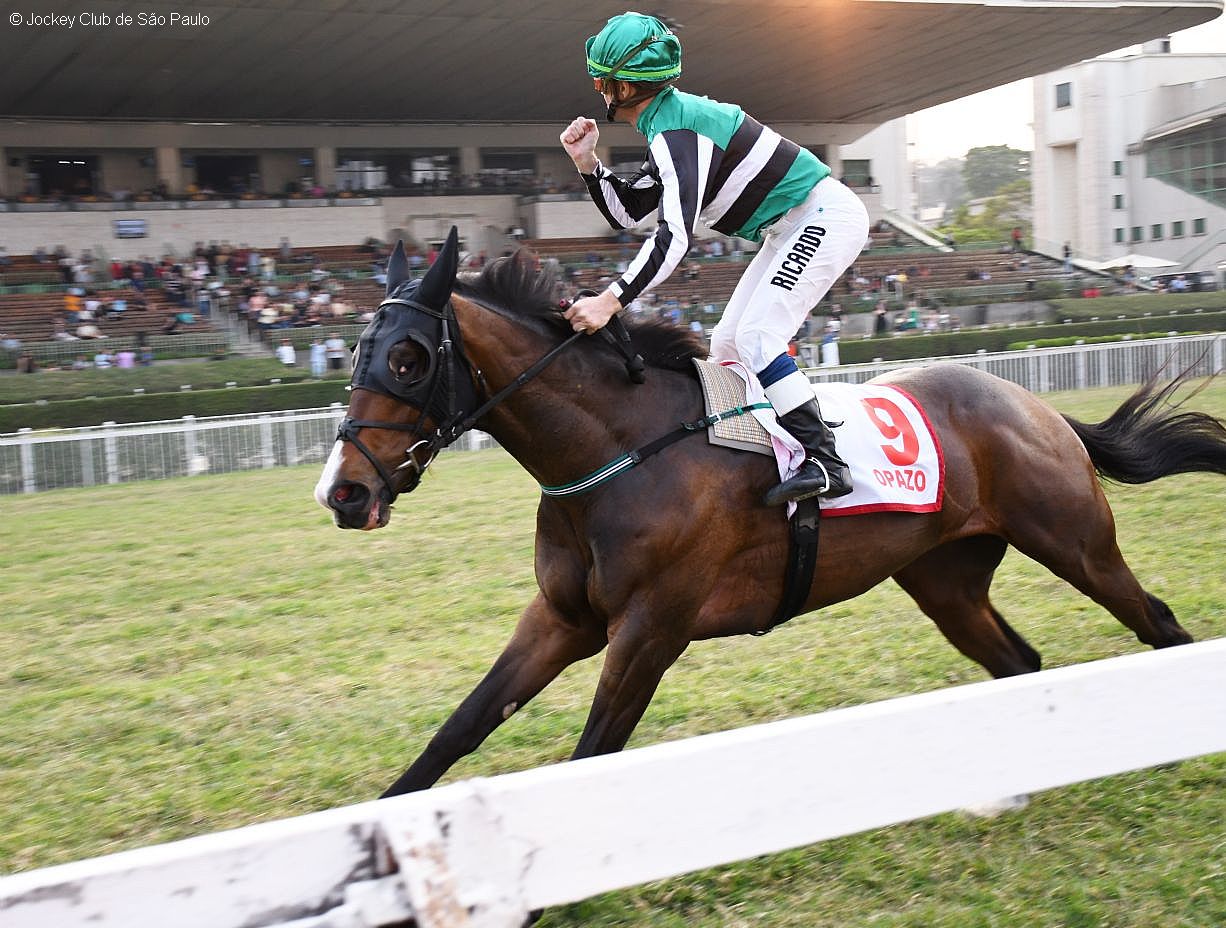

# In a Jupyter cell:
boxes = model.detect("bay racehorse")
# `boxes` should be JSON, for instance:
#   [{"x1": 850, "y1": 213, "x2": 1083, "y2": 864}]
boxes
[{"x1": 315, "y1": 228, "x2": 1226, "y2": 798}]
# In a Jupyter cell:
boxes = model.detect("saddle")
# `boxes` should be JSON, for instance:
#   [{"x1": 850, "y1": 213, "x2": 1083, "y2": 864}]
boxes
[{"x1": 693, "y1": 359, "x2": 945, "y2": 518}]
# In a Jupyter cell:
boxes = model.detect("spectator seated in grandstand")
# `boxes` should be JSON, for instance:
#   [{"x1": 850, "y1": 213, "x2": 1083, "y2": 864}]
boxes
[{"x1": 51, "y1": 317, "x2": 77, "y2": 341}]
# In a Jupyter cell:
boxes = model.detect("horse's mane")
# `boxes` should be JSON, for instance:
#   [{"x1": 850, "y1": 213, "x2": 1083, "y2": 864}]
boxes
[{"x1": 453, "y1": 250, "x2": 706, "y2": 375}]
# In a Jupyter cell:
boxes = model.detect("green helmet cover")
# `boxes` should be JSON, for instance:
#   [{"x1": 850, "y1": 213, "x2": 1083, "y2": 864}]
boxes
[{"x1": 586, "y1": 12, "x2": 682, "y2": 82}]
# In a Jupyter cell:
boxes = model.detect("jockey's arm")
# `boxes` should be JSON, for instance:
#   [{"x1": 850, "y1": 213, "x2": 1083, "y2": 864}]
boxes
[
  {"x1": 563, "y1": 115, "x2": 660, "y2": 229},
  {"x1": 581, "y1": 161, "x2": 662, "y2": 229},
  {"x1": 605, "y1": 130, "x2": 698, "y2": 308}
]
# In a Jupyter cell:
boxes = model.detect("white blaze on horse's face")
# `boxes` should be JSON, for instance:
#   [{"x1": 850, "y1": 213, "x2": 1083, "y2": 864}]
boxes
[{"x1": 314, "y1": 440, "x2": 346, "y2": 510}]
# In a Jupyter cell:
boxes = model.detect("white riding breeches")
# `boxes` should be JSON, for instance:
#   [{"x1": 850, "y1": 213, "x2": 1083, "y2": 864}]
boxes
[{"x1": 709, "y1": 177, "x2": 868, "y2": 398}]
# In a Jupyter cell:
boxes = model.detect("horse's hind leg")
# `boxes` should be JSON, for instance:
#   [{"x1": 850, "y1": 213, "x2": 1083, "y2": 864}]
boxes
[
  {"x1": 894, "y1": 535, "x2": 1042, "y2": 678},
  {"x1": 1003, "y1": 486, "x2": 1192, "y2": 650}
]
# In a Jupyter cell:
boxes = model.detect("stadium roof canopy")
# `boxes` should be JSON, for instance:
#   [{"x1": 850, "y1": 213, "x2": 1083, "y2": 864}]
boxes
[{"x1": 0, "y1": 0, "x2": 1220, "y2": 124}]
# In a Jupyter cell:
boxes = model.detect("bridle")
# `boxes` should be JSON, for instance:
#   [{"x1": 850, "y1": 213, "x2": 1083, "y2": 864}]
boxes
[{"x1": 335, "y1": 288, "x2": 643, "y2": 506}]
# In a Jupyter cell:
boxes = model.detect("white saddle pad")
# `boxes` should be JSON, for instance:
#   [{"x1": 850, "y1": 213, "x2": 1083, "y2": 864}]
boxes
[{"x1": 693, "y1": 359, "x2": 945, "y2": 517}]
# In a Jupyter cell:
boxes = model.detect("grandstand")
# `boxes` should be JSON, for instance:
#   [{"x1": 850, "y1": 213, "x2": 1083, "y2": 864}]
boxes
[
  {"x1": 0, "y1": 287, "x2": 180, "y2": 341},
  {"x1": 0, "y1": 228, "x2": 1096, "y2": 373},
  {"x1": 0, "y1": 0, "x2": 1214, "y2": 372},
  {"x1": 534, "y1": 228, "x2": 1075, "y2": 314}
]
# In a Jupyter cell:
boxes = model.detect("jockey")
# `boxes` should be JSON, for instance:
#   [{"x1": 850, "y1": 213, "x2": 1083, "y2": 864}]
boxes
[{"x1": 561, "y1": 11, "x2": 869, "y2": 504}]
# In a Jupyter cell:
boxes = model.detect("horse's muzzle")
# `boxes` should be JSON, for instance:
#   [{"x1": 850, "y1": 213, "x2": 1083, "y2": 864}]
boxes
[{"x1": 326, "y1": 481, "x2": 389, "y2": 530}]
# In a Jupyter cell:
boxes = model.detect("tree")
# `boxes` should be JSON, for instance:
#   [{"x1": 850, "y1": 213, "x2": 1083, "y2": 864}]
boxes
[
  {"x1": 915, "y1": 158, "x2": 968, "y2": 212},
  {"x1": 962, "y1": 145, "x2": 1031, "y2": 199},
  {"x1": 937, "y1": 178, "x2": 1031, "y2": 245}
]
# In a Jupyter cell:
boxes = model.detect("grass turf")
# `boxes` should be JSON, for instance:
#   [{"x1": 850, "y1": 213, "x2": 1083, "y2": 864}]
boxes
[{"x1": 1, "y1": 381, "x2": 1223, "y2": 925}]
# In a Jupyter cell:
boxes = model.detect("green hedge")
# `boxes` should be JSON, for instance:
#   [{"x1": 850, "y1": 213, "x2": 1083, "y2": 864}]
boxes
[
  {"x1": 836, "y1": 312, "x2": 1226, "y2": 363},
  {"x1": 1004, "y1": 332, "x2": 1198, "y2": 350},
  {"x1": 0, "y1": 358, "x2": 349, "y2": 404},
  {"x1": 1048, "y1": 291, "x2": 1226, "y2": 320},
  {"x1": 0, "y1": 380, "x2": 350, "y2": 432}
]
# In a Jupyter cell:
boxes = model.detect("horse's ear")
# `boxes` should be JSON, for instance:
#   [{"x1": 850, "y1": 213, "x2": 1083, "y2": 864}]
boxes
[
  {"x1": 417, "y1": 226, "x2": 459, "y2": 311},
  {"x1": 386, "y1": 240, "x2": 409, "y2": 297}
]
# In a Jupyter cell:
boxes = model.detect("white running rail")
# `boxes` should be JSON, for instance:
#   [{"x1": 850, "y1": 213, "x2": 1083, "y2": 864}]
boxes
[{"x1": 2, "y1": 640, "x2": 1224, "y2": 927}]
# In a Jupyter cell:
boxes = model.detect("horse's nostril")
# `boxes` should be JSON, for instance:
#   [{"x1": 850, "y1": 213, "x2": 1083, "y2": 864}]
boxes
[{"x1": 329, "y1": 483, "x2": 367, "y2": 512}]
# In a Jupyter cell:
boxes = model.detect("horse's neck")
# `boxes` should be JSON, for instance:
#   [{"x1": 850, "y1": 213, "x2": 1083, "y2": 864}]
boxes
[{"x1": 458, "y1": 306, "x2": 692, "y2": 488}]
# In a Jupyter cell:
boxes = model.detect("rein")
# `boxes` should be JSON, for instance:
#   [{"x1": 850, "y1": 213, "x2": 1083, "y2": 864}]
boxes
[
  {"x1": 342, "y1": 290, "x2": 763, "y2": 504},
  {"x1": 338, "y1": 293, "x2": 641, "y2": 504}
]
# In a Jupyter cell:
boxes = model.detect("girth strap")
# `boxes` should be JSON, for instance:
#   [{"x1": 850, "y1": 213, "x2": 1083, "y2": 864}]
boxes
[
  {"x1": 755, "y1": 497, "x2": 821, "y2": 635},
  {"x1": 539, "y1": 402, "x2": 770, "y2": 498}
]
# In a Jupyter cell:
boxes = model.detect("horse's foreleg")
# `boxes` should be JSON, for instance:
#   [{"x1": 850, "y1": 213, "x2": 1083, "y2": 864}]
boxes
[
  {"x1": 381, "y1": 593, "x2": 606, "y2": 797},
  {"x1": 570, "y1": 611, "x2": 690, "y2": 760}
]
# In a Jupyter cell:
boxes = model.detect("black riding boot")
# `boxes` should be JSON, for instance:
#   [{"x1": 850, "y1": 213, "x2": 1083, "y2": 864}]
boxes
[{"x1": 764, "y1": 399, "x2": 853, "y2": 505}]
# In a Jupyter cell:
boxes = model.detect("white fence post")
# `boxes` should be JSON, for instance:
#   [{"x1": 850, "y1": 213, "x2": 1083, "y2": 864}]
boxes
[
  {"x1": 103, "y1": 421, "x2": 120, "y2": 485},
  {"x1": 259, "y1": 414, "x2": 275, "y2": 468},
  {"x1": 18, "y1": 428, "x2": 35, "y2": 493},
  {"x1": 81, "y1": 437, "x2": 95, "y2": 488},
  {"x1": 182, "y1": 416, "x2": 197, "y2": 475},
  {"x1": 283, "y1": 416, "x2": 298, "y2": 466}
]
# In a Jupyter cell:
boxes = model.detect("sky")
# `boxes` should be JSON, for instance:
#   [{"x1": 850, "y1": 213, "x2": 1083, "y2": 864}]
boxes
[{"x1": 906, "y1": 14, "x2": 1226, "y2": 164}]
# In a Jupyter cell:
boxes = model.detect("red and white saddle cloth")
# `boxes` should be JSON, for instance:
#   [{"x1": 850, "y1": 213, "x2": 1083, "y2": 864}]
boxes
[{"x1": 693, "y1": 359, "x2": 945, "y2": 516}]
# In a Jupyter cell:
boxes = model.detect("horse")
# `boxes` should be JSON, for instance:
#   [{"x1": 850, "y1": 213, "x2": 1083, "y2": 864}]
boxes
[{"x1": 315, "y1": 228, "x2": 1226, "y2": 798}]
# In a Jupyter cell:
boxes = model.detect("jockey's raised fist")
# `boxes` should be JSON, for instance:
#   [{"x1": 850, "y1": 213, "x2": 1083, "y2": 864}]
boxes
[{"x1": 560, "y1": 118, "x2": 599, "y2": 173}]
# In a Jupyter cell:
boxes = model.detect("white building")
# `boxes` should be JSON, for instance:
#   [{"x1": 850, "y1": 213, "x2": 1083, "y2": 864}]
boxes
[
  {"x1": 831, "y1": 118, "x2": 914, "y2": 219},
  {"x1": 1032, "y1": 40, "x2": 1226, "y2": 276}
]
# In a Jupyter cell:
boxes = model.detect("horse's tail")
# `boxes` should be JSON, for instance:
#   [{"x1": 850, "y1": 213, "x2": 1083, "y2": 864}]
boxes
[{"x1": 1062, "y1": 369, "x2": 1226, "y2": 484}]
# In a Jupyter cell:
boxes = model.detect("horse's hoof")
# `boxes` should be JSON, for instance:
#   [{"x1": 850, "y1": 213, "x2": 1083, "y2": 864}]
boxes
[{"x1": 521, "y1": 909, "x2": 544, "y2": 926}]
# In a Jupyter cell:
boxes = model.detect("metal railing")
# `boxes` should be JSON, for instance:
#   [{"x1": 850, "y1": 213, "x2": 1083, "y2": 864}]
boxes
[
  {"x1": 1, "y1": 334, "x2": 1220, "y2": 494},
  {"x1": 810, "y1": 332, "x2": 1223, "y2": 390},
  {"x1": 0, "y1": 405, "x2": 497, "y2": 495}
]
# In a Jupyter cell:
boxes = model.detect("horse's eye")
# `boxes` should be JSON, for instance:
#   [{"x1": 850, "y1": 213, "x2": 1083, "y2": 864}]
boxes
[{"x1": 388, "y1": 341, "x2": 428, "y2": 383}]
